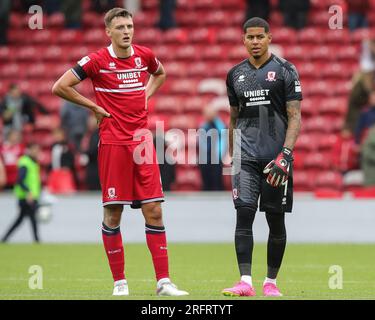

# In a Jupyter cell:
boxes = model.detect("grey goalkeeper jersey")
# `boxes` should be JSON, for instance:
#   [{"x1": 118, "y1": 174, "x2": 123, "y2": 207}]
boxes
[{"x1": 226, "y1": 54, "x2": 303, "y2": 161}]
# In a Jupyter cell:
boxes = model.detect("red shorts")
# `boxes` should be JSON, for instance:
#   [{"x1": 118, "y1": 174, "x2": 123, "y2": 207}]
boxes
[{"x1": 98, "y1": 142, "x2": 164, "y2": 207}]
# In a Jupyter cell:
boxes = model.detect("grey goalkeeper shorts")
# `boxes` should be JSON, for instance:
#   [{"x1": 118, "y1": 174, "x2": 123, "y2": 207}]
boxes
[{"x1": 231, "y1": 159, "x2": 293, "y2": 213}]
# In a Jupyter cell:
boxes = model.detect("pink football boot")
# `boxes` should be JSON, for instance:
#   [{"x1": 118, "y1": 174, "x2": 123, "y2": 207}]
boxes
[
  {"x1": 263, "y1": 282, "x2": 283, "y2": 297},
  {"x1": 222, "y1": 281, "x2": 256, "y2": 297}
]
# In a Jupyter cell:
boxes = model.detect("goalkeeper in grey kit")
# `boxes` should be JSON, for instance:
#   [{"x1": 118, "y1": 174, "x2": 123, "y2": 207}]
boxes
[{"x1": 222, "y1": 17, "x2": 302, "y2": 297}]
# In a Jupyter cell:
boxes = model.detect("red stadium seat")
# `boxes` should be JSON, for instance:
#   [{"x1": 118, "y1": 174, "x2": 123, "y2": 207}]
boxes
[
  {"x1": 153, "y1": 45, "x2": 178, "y2": 61},
  {"x1": 293, "y1": 170, "x2": 316, "y2": 191},
  {"x1": 58, "y1": 30, "x2": 83, "y2": 44},
  {"x1": 169, "y1": 115, "x2": 198, "y2": 130},
  {"x1": 34, "y1": 115, "x2": 60, "y2": 131},
  {"x1": 324, "y1": 29, "x2": 350, "y2": 44},
  {"x1": 154, "y1": 96, "x2": 183, "y2": 114},
  {"x1": 201, "y1": 45, "x2": 227, "y2": 61},
  {"x1": 301, "y1": 98, "x2": 320, "y2": 118},
  {"x1": 47, "y1": 169, "x2": 77, "y2": 194},
  {"x1": 183, "y1": 96, "x2": 211, "y2": 115},
  {"x1": 133, "y1": 10, "x2": 158, "y2": 27},
  {"x1": 189, "y1": 27, "x2": 216, "y2": 44},
  {"x1": 82, "y1": 28, "x2": 107, "y2": 45},
  {"x1": 163, "y1": 61, "x2": 188, "y2": 78},
  {"x1": 294, "y1": 133, "x2": 319, "y2": 152},
  {"x1": 304, "y1": 116, "x2": 335, "y2": 133},
  {"x1": 173, "y1": 167, "x2": 202, "y2": 191},
  {"x1": 228, "y1": 45, "x2": 247, "y2": 60},
  {"x1": 315, "y1": 171, "x2": 343, "y2": 190},
  {"x1": 0, "y1": 47, "x2": 12, "y2": 62},
  {"x1": 67, "y1": 46, "x2": 91, "y2": 61},
  {"x1": 297, "y1": 27, "x2": 325, "y2": 44},
  {"x1": 169, "y1": 79, "x2": 199, "y2": 95},
  {"x1": 82, "y1": 12, "x2": 104, "y2": 28},
  {"x1": 316, "y1": 133, "x2": 339, "y2": 151},
  {"x1": 186, "y1": 61, "x2": 215, "y2": 78},
  {"x1": 318, "y1": 97, "x2": 347, "y2": 116},
  {"x1": 134, "y1": 28, "x2": 162, "y2": 45},
  {"x1": 175, "y1": 45, "x2": 200, "y2": 60},
  {"x1": 0, "y1": 62, "x2": 23, "y2": 79},
  {"x1": 336, "y1": 46, "x2": 359, "y2": 61},
  {"x1": 162, "y1": 28, "x2": 188, "y2": 44},
  {"x1": 216, "y1": 27, "x2": 242, "y2": 43},
  {"x1": 31, "y1": 29, "x2": 57, "y2": 45},
  {"x1": 47, "y1": 12, "x2": 65, "y2": 29},
  {"x1": 271, "y1": 27, "x2": 298, "y2": 44},
  {"x1": 44, "y1": 45, "x2": 65, "y2": 62},
  {"x1": 17, "y1": 46, "x2": 40, "y2": 61}
]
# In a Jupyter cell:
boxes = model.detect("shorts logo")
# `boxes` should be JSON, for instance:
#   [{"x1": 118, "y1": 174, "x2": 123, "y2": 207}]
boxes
[
  {"x1": 266, "y1": 71, "x2": 276, "y2": 81},
  {"x1": 232, "y1": 188, "x2": 239, "y2": 200},
  {"x1": 135, "y1": 57, "x2": 143, "y2": 68},
  {"x1": 282, "y1": 197, "x2": 287, "y2": 205},
  {"x1": 108, "y1": 187, "x2": 117, "y2": 200}
]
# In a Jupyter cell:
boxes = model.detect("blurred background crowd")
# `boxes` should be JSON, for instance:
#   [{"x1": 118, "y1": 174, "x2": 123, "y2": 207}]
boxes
[{"x1": 0, "y1": 0, "x2": 375, "y2": 196}]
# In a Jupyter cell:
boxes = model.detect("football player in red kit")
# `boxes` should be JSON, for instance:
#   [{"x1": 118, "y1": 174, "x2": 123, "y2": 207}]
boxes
[{"x1": 52, "y1": 8, "x2": 188, "y2": 296}]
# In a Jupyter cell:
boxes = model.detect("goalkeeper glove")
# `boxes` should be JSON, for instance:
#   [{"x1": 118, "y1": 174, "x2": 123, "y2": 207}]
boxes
[{"x1": 263, "y1": 147, "x2": 293, "y2": 188}]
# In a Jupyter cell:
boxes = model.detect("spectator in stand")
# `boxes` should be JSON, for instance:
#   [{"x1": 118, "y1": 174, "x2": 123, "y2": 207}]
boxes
[
  {"x1": 198, "y1": 106, "x2": 227, "y2": 191},
  {"x1": 61, "y1": 0, "x2": 82, "y2": 29},
  {"x1": 279, "y1": 0, "x2": 310, "y2": 30},
  {"x1": 0, "y1": 83, "x2": 49, "y2": 139},
  {"x1": 91, "y1": 0, "x2": 117, "y2": 13},
  {"x1": 361, "y1": 124, "x2": 375, "y2": 186},
  {"x1": 60, "y1": 100, "x2": 89, "y2": 152},
  {"x1": 347, "y1": 0, "x2": 369, "y2": 31},
  {"x1": 50, "y1": 128, "x2": 78, "y2": 188},
  {"x1": 0, "y1": 0, "x2": 11, "y2": 45},
  {"x1": 355, "y1": 90, "x2": 375, "y2": 145},
  {"x1": 154, "y1": 131, "x2": 176, "y2": 192},
  {"x1": 245, "y1": 0, "x2": 270, "y2": 22},
  {"x1": 0, "y1": 129, "x2": 25, "y2": 189},
  {"x1": 156, "y1": 0, "x2": 177, "y2": 31},
  {"x1": 360, "y1": 38, "x2": 375, "y2": 76},
  {"x1": 44, "y1": 0, "x2": 61, "y2": 15},
  {"x1": 331, "y1": 128, "x2": 359, "y2": 173},
  {"x1": 344, "y1": 70, "x2": 375, "y2": 134},
  {"x1": 0, "y1": 156, "x2": 6, "y2": 189},
  {"x1": 84, "y1": 115, "x2": 100, "y2": 190}
]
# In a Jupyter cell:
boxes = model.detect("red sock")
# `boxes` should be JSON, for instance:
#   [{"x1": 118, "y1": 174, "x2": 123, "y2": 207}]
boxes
[
  {"x1": 145, "y1": 224, "x2": 170, "y2": 281},
  {"x1": 102, "y1": 223, "x2": 125, "y2": 282}
]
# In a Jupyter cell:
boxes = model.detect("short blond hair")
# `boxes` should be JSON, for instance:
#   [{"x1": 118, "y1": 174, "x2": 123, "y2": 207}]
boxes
[{"x1": 104, "y1": 8, "x2": 132, "y2": 27}]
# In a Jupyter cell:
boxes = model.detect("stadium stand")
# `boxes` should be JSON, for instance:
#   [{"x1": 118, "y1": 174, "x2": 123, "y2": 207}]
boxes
[{"x1": 1, "y1": 0, "x2": 375, "y2": 194}]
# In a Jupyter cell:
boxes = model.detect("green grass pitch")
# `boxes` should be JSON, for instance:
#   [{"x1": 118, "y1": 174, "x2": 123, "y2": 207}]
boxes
[{"x1": 0, "y1": 243, "x2": 374, "y2": 300}]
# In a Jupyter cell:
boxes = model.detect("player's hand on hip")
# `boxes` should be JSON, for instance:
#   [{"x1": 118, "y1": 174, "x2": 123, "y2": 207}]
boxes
[
  {"x1": 93, "y1": 106, "x2": 111, "y2": 125},
  {"x1": 263, "y1": 147, "x2": 293, "y2": 188}
]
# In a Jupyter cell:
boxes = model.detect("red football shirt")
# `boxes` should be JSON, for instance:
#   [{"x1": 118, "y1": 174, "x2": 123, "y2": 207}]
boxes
[{"x1": 72, "y1": 44, "x2": 160, "y2": 145}]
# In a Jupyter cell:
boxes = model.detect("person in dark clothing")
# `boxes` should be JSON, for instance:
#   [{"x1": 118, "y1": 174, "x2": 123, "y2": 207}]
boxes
[
  {"x1": 1, "y1": 143, "x2": 41, "y2": 243},
  {"x1": 245, "y1": 0, "x2": 270, "y2": 22},
  {"x1": 50, "y1": 128, "x2": 79, "y2": 188},
  {"x1": 347, "y1": 0, "x2": 369, "y2": 31},
  {"x1": 84, "y1": 116, "x2": 101, "y2": 190},
  {"x1": 61, "y1": 0, "x2": 82, "y2": 29},
  {"x1": 156, "y1": 0, "x2": 177, "y2": 30},
  {"x1": 279, "y1": 0, "x2": 310, "y2": 30},
  {"x1": 0, "y1": 0, "x2": 11, "y2": 45},
  {"x1": 198, "y1": 106, "x2": 227, "y2": 191},
  {"x1": 0, "y1": 83, "x2": 49, "y2": 138}
]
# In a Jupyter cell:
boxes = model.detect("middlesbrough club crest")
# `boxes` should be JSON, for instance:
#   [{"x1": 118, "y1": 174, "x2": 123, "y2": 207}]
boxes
[
  {"x1": 108, "y1": 187, "x2": 117, "y2": 200},
  {"x1": 134, "y1": 57, "x2": 143, "y2": 68},
  {"x1": 266, "y1": 71, "x2": 276, "y2": 81}
]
